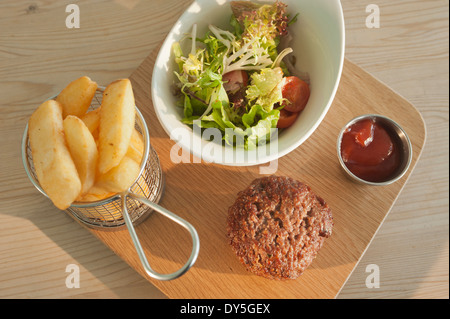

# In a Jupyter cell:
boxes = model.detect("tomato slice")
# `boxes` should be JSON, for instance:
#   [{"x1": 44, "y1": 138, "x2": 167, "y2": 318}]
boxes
[
  {"x1": 281, "y1": 76, "x2": 310, "y2": 113},
  {"x1": 277, "y1": 109, "x2": 299, "y2": 128}
]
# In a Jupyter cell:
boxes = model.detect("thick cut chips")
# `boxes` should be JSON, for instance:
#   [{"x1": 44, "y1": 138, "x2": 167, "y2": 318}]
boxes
[
  {"x1": 28, "y1": 100, "x2": 81, "y2": 210},
  {"x1": 97, "y1": 79, "x2": 136, "y2": 174},
  {"x1": 56, "y1": 76, "x2": 98, "y2": 118},
  {"x1": 63, "y1": 115, "x2": 98, "y2": 195},
  {"x1": 28, "y1": 76, "x2": 142, "y2": 209},
  {"x1": 76, "y1": 184, "x2": 116, "y2": 203},
  {"x1": 81, "y1": 107, "x2": 101, "y2": 139},
  {"x1": 126, "y1": 129, "x2": 145, "y2": 164},
  {"x1": 96, "y1": 156, "x2": 140, "y2": 193}
]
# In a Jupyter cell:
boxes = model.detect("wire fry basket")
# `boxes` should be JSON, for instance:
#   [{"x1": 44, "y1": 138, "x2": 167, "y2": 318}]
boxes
[{"x1": 22, "y1": 87, "x2": 199, "y2": 281}]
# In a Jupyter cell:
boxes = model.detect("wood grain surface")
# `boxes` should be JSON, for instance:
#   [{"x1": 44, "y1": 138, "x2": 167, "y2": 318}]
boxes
[
  {"x1": 85, "y1": 51, "x2": 426, "y2": 299},
  {"x1": 0, "y1": 0, "x2": 448, "y2": 299}
]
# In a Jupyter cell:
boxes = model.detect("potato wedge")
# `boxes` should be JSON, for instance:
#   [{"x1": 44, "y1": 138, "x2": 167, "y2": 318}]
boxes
[
  {"x1": 80, "y1": 107, "x2": 101, "y2": 134},
  {"x1": 28, "y1": 100, "x2": 81, "y2": 210},
  {"x1": 63, "y1": 115, "x2": 98, "y2": 195},
  {"x1": 96, "y1": 156, "x2": 140, "y2": 193},
  {"x1": 76, "y1": 184, "x2": 116, "y2": 203},
  {"x1": 56, "y1": 76, "x2": 98, "y2": 118},
  {"x1": 126, "y1": 129, "x2": 145, "y2": 164},
  {"x1": 97, "y1": 79, "x2": 136, "y2": 174}
]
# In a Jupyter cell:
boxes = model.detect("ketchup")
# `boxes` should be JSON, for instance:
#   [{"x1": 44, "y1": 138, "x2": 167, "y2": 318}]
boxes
[{"x1": 340, "y1": 118, "x2": 401, "y2": 183}]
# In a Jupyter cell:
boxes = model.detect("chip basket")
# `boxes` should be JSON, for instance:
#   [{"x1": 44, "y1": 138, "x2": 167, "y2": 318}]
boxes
[{"x1": 22, "y1": 87, "x2": 199, "y2": 281}]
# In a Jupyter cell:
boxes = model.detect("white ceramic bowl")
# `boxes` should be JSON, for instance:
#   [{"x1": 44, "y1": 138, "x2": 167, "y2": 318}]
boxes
[{"x1": 152, "y1": 0, "x2": 345, "y2": 166}]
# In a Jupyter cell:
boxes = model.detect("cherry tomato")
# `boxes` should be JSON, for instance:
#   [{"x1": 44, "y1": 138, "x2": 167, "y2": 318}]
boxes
[
  {"x1": 277, "y1": 108, "x2": 299, "y2": 128},
  {"x1": 222, "y1": 70, "x2": 248, "y2": 94},
  {"x1": 281, "y1": 76, "x2": 310, "y2": 113}
]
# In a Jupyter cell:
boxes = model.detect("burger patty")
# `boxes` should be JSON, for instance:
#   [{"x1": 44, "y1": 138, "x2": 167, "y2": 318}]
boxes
[{"x1": 226, "y1": 176, "x2": 333, "y2": 280}]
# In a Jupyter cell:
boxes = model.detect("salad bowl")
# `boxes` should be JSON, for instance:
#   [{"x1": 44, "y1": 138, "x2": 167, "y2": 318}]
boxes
[{"x1": 151, "y1": 0, "x2": 345, "y2": 166}]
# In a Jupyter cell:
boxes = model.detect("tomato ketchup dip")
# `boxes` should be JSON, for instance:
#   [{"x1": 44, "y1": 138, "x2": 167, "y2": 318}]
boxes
[{"x1": 337, "y1": 115, "x2": 412, "y2": 185}]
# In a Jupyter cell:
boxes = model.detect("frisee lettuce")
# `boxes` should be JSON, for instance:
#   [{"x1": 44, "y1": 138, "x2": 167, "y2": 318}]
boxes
[{"x1": 245, "y1": 67, "x2": 285, "y2": 111}]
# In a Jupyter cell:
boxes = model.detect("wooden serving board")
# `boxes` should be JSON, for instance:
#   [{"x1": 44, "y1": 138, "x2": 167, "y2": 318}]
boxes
[{"x1": 88, "y1": 47, "x2": 426, "y2": 298}]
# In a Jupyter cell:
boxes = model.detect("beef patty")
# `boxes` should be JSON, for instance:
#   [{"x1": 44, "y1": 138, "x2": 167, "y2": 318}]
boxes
[{"x1": 226, "y1": 176, "x2": 333, "y2": 280}]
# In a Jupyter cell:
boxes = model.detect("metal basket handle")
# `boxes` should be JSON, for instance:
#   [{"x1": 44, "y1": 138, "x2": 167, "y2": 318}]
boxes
[{"x1": 120, "y1": 192, "x2": 200, "y2": 281}]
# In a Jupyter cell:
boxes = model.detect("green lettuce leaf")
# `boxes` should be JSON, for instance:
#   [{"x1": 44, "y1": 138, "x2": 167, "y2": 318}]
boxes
[{"x1": 245, "y1": 67, "x2": 285, "y2": 111}]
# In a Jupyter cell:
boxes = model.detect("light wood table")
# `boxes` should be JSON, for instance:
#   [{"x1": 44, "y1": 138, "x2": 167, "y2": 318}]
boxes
[{"x1": 0, "y1": 0, "x2": 447, "y2": 299}]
